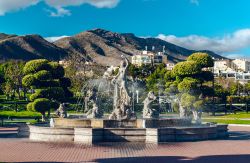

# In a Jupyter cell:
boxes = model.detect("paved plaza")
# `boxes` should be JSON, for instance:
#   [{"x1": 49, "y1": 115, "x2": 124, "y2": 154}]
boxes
[{"x1": 0, "y1": 126, "x2": 250, "y2": 163}]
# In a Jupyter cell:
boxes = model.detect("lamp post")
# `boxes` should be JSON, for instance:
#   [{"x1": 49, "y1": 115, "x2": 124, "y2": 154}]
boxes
[{"x1": 136, "y1": 90, "x2": 139, "y2": 103}]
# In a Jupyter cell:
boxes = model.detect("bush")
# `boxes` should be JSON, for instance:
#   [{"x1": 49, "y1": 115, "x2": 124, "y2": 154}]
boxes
[
  {"x1": 22, "y1": 75, "x2": 37, "y2": 87},
  {"x1": 36, "y1": 80, "x2": 60, "y2": 88},
  {"x1": 34, "y1": 70, "x2": 52, "y2": 80},
  {"x1": 178, "y1": 77, "x2": 199, "y2": 93},
  {"x1": 59, "y1": 77, "x2": 71, "y2": 88},
  {"x1": 30, "y1": 87, "x2": 65, "y2": 101},
  {"x1": 26, "y1": 102, "x2": 34, "y2": 111},
  {"x1": 32, "y1": 98, "x2": 51, "y2": 114},
  {"x1": 173, "y1": 61, "x2": 201, "y2": 77},
  {"x1": 187, "y1": 52, "x2": 214, "y2": 68},
  {"x1": 23, "y1": 59, "x2": 50, "y2": 74},
  {"x1": 49, "y1": 62, "x2": 65, "y2": 78}
]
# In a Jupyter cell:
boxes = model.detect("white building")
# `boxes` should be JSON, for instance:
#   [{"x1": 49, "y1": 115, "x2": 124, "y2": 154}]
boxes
[
  {"x1": 232, "y1": 59, "x2": 250, "y2": 72},
  {"x1": 131, "y1": 50, "x2": 163, "y2": 67}
]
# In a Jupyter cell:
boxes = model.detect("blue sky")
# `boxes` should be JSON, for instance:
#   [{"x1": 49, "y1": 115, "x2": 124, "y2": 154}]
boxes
[{"x1": 0, "y1": 0, "x2": 250, "y2": 58}]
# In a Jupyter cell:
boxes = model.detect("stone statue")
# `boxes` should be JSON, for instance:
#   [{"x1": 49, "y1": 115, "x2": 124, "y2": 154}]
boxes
[
  {"x1": 84, "y1": 88, "x2": 103, "y2": 119},
  {"x1": 84, "y1": 88, "x2": 97, "y2": 113},
  {"x1": 143, "y1": 92, "x2": 159, "y2": 119},
  {"x1": 109, "y1": 56, "x2": 135, "y2": 120},
  {"x1": 55, "y1": 103, "x2": 67, "y2": 118},
  {"x1": 86, "y1": 103, "x2": 103, "y2": 119}
]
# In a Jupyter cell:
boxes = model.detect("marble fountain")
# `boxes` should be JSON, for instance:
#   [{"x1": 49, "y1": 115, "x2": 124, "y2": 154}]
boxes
[{"x1": 29, "y1": 56, "x2": 228, "y2": 144}]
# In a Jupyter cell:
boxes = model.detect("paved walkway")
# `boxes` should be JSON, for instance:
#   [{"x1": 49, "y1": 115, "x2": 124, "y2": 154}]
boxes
[{"x1": 0, "y1": 126, "x2": 250, "y2": 163}]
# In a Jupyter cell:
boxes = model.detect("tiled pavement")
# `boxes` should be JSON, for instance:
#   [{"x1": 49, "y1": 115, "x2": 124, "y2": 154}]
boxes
[{"x1": 0, "y1": 126, "x2": 250, "y2": 163}]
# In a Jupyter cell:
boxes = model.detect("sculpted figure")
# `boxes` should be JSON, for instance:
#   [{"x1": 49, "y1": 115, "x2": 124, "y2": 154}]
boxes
[
  {"x1": 109, "y1": 56, "x2": 135, "y2": 120},
  {"x1": 84, "y1": 88, "x2": 103, "y2": 118},
  {"x1": 55, "y1": 103, "x2": 67, "y2": 118},
  {"x1": 143, "y1": 92, "x2": 159, "y2": 118},
  {"x1": 86, "y1": 103, "x2": 103, "y2": 118}
]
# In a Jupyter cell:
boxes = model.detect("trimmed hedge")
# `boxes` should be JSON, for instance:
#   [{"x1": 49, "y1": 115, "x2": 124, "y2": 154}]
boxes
[
  {"x1": 22, "y1": 75, "x2": 37, "y2": 87},
  {"x1": 34, "y1": 70, "x2": 52, "y2": 80},
  {"x1": 29, "y1": 87, "x2": 65, "y2": 101},
  {"x1": 49, "y1": 62, "x2": 65, "y2": 79},
  {"x1": 23, "y1": 59, "x2": 50, "y2": 75},
  {"x1": 32, "y1": 98, "x2": 51, "y2": 113}
]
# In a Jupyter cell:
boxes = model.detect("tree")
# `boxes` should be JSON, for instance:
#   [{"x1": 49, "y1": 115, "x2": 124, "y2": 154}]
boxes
[
  {"x1": 187, "y1": 52, "x2": 214, "y2": 68},
  {"x1": 22, "y1": 59, "x2": 72, "y2": 121},
  {"x1": 0, "y1": 60, "x2": 25, "y2": 99},
  {"x1": 169, "y1": 52, "x2": 214, "y2": 120}
]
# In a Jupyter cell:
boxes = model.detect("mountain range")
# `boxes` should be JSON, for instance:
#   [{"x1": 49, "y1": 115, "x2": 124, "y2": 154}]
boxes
[{"x1": 0, "y1": 29, "x2": 225, "y2": 66}]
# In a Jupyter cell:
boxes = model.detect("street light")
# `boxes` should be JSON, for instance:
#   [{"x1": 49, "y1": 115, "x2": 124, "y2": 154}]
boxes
[{"x1": 136, "y1": 90, "x2": 139, "y2": 103}]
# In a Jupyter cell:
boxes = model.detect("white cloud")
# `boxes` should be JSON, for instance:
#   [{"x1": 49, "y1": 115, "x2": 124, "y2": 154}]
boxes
[
  {"x1": 157, "y1": 29, "x2": 250, "y2": 54},
  {"x1": 0, "y1": 0, "x2": 39, "y2": 15},
  {"x1": 0, "y1": 0, "x2": 120, "y2": 16},
  {"x1": 45, "y1": 0, "x2": 120, "y2": 16},
  {"x1": 45, "y1": 35, "x2": 69, "y2": 42}
]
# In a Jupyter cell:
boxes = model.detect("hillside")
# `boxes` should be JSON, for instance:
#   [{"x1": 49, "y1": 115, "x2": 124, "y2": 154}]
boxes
[
  {"x1": 0, "y1": 34, "x2": 67, "y2": 60},
  {"x1": 55, "y1": 28, "x2": 225, "y2": 66},
  {"x1": 0, "y1": 29, "x2": 225, "y2": 65}
]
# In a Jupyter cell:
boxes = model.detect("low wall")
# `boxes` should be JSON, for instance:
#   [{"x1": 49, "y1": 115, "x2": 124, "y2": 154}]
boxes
[
  {"x1": 146, "y1": 124, "x2": 229, "y2": 143},
  {"x1": 29, "y1": 125, "x2": 74, "y2": 142},
  {"x1": 53, "y1": 118, "x2": 192, "y2": 129},
  {"x1": 28, "y1": 124, "x2": 228, "y2": 143}
]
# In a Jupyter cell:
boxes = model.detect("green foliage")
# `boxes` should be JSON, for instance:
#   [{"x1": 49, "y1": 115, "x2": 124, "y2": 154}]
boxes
[
  {"x1": 128, "y1": 64, "x2": 155, "y2": 80},
  {"x1": 146, "y1": 64, "x2": 169, "y2": 91},
  {"x1": 193, "y1": 100, "x2": 204, "y2": 110},
  {"x1": 173, "y1": 61, "x2": 201, "y2": 77},
  {"x1": 180, "y1": 93, "x2": 196, "y2": 109},
  {"x1": 195, "y1": 71, "x2": 214, "y2": 82},
  {"x1": 26, "y1": 102, "x2": 33, "y2": 111},
  {"x1": 29, "y1": 87, "x2": 65, "y2": 101},
  {"x1": 22, "y1": 75, "x2": 37, "y2": 87},
  {"x1": 49, "y1": 62, "x2": 65, "y2": 79},
  {"x1": 22, "y1": 59, "x2": 71, "y2": 103},
  {"x1": 229, "y1": 82, "x2": 243, "y2": 95},
  {"x1": 32, "y1": 98, "x2": 51, "y2": 114},
  {"x1": 23, "y1": 59, "x2": 50, "y2": 75},
  {"x1": 214, "y1": 83, "x2": 229, "y2": 101},
  {"x1": 226, "y1": 96, "x2": 250, "y2": 103},
  {"x1": 34, "y1": 70, "x2": 52, "y2": 80},
  {"x1": 59, "y1": 77, "x2": 71, "y2": 88},
  {"x1": 187, "y1": 52, "x2": 214, "y2": 68},
  {"x1": 178, "y1": 77, "x2": 199, "y2": 93},
  {"x1": 0, "y1": 111, "x2": 41, "y2": 118},
  {"x1": 165, "y1": 81, "x2": 178, "y2": 93}
]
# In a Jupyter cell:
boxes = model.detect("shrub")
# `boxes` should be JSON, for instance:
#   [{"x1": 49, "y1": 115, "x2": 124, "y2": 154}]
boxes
[
  {"x1": 187, "y1": 52, "x2": 214, "y2": 68},
  {"x1": 178, "y1": 77, "x2": 199, "y2": 93},
  {"x1": 173, "y1": 61, "x2": 201, "y2": 77},
  {"x1": 49, "y1": 62, "x2": 65, "y2": 78},
  {"x1": 22, "y1": 75, "x2": 37, "y2": 87},
  {"x1": 26, "y1": 102, "x2": 34, "y2": 111},
  {"x1": 23, "y1": 59, "x2": 50, "y2": 74},
  {"x1": 32, "y1": 98, "x2": 51, "y2": 114},
  {"x1": 59, "y1": 77, "x2": 71, "y2": 88},
  {"x1": 34, "y1": 70, "x2": 52, "y2": 80},
  {"x1": 30, "y1": 87, "x2": 65, "y2": 101}
]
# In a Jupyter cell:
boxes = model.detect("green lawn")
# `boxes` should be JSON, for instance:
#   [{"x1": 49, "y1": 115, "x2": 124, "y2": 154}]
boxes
[
  {"x1": 203, "y1": 112, "x2": 250, "y2": 119},
  {"x1": 4, "y1": 119, "x2": 37, "y2": 124},
  {"x1": 203, "y1": 118, "x2": 250, "y2": 125},
  {"x1": 0, "y1": 111, "x2": 41, "y2": 119}
]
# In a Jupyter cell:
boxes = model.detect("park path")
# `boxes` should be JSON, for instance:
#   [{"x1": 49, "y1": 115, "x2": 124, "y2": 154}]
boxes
[{"x1": 0, "y1": 126, "x2": 250, "y2": 163}]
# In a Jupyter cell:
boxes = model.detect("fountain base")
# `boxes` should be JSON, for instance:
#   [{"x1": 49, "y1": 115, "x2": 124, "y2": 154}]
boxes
[{"x1": 28, "y1": 118, "x2": 229, "y2": 143}]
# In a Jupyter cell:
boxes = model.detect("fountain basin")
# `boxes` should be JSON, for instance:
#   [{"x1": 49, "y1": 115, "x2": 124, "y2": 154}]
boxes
[
  {"x1": 28, "y1": 119, "x2": 228, "y2": 143},
  {"x1": 53, "y1": 118, "x2": 192, "y2": 128}
]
